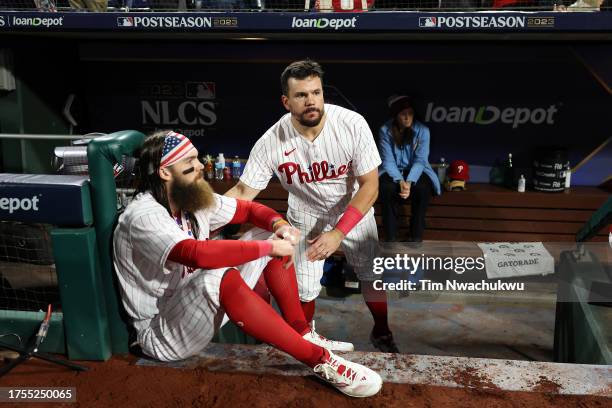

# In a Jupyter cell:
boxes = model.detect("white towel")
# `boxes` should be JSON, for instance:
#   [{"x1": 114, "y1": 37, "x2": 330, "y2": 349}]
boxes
[{"x1": 477, "y1": 242, "x2": 554, "y2": 279}]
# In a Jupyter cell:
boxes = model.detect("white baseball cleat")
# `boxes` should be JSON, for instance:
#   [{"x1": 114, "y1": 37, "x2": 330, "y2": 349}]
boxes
[
  {"x1": 302, "y1": 321, "x2": 354, "y2": 352},
  {"x1": 313, "y1": 350, "x2": 383, "y2": 398}
]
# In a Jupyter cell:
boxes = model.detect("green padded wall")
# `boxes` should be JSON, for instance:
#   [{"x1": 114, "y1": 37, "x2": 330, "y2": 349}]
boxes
[
  {"x1": 87, "y1": 130, "x2": 145, "y2": 354},
  {"x1": 51, "y1": 228, "x2": 112, "y2": 360}
]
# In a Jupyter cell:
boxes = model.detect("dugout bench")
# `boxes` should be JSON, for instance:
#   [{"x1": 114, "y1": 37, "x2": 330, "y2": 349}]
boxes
[{"x1": 209, "y1": 180, "x2": 611, "y2": 243}]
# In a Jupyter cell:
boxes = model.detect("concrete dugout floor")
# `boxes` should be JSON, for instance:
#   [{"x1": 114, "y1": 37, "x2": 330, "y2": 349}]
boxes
[{"x1": 314, "y1": 284, "x2": 557, "y2": 362}]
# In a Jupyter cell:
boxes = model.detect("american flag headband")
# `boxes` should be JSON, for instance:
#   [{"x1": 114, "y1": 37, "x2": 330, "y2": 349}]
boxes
[{"x1": 159, "y1": 131, "x2": 196, "y2": 169}]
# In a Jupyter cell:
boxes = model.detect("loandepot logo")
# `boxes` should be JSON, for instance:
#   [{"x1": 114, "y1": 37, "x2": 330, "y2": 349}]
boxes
[
  {"x1": 419, "y1": 16, "x2": 525, "y2": 29},
  {"x1": 0, "y1": 196, "x2": 40, "y2": 214},
  {"x1": 291, "y1": 17, "x2": 357, "y2": 30},
  {"x1": 11, "y1": 16, "x2": 64, "y2": 27},
  {"x1": 425, "y1": 103, "x2": 559, "y2": 128}
]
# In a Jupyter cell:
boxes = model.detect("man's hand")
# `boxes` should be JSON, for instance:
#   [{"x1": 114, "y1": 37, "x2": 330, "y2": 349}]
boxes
[
  {"x1": 399, "y1": 181, "x2": 411, "y2": 199},
  {"x1": 274, "y1": 224, "x2": 301, "y2": 246},
  {"x1": 270, "y1": 237, "x2": 295, "y2": 269},
  {"x1": 306, "y1": 229, "x2": 344, "y2": 261},
  {"x1": 270, "y1": 239, "x2": 295, "y2": 258}
]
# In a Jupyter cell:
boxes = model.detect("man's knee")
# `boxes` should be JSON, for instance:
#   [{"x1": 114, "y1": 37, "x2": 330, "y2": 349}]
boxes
[{"x1": 297, "y1": 284, "x2": 321, "y2": 302}]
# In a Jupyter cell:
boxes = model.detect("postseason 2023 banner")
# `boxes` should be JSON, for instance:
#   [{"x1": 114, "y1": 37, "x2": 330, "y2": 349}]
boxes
[
  {"x1": 1, "y1": 11, "x2": 612, "y2": 32},
  {"x1": 78, "y1": 41, "x2": 611, "y2": 186}
]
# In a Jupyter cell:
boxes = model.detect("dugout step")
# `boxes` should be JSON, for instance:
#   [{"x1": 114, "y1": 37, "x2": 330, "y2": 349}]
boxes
[{"x1": 135, "y1": 342, "x2": 612, "y2": 397}]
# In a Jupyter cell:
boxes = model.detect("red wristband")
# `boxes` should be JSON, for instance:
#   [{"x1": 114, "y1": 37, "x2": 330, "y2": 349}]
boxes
[
  {"x1": 335, "y1": 205, "x2": 364, "y2": 236},
  {"x1": 257, "y1": 241, "x2": 273, "y2": 258}
]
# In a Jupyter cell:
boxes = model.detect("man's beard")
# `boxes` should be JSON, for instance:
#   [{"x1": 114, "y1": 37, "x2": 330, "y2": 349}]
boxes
[
  {"x1": 297, "y1": 106, "x2": 324, "y2": 127},
  {"x1": 170, "y1": 175, "x2": 215, "y2": 213}
]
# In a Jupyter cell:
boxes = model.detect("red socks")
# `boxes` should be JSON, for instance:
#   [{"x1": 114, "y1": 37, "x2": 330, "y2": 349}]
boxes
[
  {"x1": 262, "y1": 258, "x2": 310, "y2": 336},
  {"x1": 300, "y1": 300, "x2": 316, "y2": 323},
  {"x1": 362, "y1": 281, "x2": 391, "y2": 337},
  {"x1": 219, "y1": 268, "x2": 325, "y2": 368}
]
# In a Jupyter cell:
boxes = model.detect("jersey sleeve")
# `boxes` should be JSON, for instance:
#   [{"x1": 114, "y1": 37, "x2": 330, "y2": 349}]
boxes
[
  {"x1": 352, "y1": 116, "x2": 382, "y2": 176},
  {"x1": 207, "y1": 194, "x2": 238, "y2": 232},
  {"x1": 129, "y1": 208, "x2": 189, "y2": 271},
  {"x1": 239, "y1": 135, "x2": 275, "y2": 190}
]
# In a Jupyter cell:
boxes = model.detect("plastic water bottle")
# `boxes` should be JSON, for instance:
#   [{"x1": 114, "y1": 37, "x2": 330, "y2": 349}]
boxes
[
  {"x1": 564, "y1": 163, "x2": 571, "y2": 189},
  {"x1": 505, "y1": 153, "x2": 514, "y2": 188},
  {"x1": 204, "y1": 155, "x2": 214, "y2": 180},
  {"x1": 232, "y1": 156, "x2": 241, "y2": 179},
  {"x1": 215, "y1": 153, "x2": 225, "y2": 180},
  {"x1": 437, "y1": 157, "x2": 447, "y2": 185},
  {"x1": 518, "y1": 175, "x2": 526, "y2": 193}
]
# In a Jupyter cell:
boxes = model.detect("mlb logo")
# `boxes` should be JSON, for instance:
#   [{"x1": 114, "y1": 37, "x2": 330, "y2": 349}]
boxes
[
  {"x1": 419, "y1": 17, "x2": 437, "y2": 28},
  {"x1": 117, "y1": 17, "x2": 134, "y2": 27},
  {"x1": 186, "y1": 82, "x2": 216, "y2": 99}
]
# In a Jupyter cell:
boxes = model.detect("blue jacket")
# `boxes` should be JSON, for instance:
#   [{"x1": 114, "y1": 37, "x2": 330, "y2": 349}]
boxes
[{"x1": 378, "y1": 119, "x2": 441, "y2": 195}]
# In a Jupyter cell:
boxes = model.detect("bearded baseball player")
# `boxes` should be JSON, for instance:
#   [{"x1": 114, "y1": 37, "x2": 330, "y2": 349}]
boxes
[
  {"x1": 225, "y1": 60, "x2": 398, "y2": 353},
  {"x1": 113, "y1": 130, "x2": 382, "y2": 397}
]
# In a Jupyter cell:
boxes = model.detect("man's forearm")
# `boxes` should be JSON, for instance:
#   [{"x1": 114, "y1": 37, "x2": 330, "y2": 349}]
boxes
[
  {"x1": 332, "y1": 180, "x2": 378, "y2": 237},
  {"x1": 347, "y1": 180, "x2": 378, "y2": 214}
]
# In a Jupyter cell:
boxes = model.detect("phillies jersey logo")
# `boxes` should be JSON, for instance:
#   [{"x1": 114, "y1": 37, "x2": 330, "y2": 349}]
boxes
[{"x1": 278, "y1": 160, "x2": 353, "y2": 184}]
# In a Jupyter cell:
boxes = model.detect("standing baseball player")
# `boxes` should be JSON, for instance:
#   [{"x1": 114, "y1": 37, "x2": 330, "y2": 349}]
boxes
[
  {"x1": 225, "y1": 60, "x2": 398, "y2": 353},
  {"x1": 113, "y1": 130, "x2": 382, "y2": 397}
]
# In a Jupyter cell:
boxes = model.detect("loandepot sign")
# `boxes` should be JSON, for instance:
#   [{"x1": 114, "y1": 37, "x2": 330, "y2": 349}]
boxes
[
  {"x1": 291, "y1": 17, "x2": 358, "y2": 30},
  {"x1": 424, "y1": 103, "x2": 559, "y2": 128},
  {"x1": 10, "y1": 16, "x2": 64, "y2": 27}
]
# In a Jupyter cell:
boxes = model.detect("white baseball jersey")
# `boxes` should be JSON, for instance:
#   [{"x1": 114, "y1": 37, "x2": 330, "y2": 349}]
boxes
[
  {"x1": 240, "y1": 104, "x2": 382, "y2": 301},
  {"x1": 241, "y1": 104, "x2": 382, "y2": 216},
  {"x1": 113, "y1": 192, "x2": 272, "y2": 361}
]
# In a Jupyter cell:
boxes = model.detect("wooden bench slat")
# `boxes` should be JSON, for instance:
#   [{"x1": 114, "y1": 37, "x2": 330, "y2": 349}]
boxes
[
  {"x1": 372, "y1": 216, "x2": 585, "y2": 235},
  {"x1": 209, "y1": 181, "x2": 609, "y2": 243},
  {"x1": 421, "y1": 230, "x2": 608, "y2": 242},
  {"x1": 374, "y1": 205, "x2": 595, "y2": 222}
]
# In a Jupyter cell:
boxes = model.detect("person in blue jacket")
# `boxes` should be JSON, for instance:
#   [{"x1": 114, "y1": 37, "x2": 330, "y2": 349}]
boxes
[{"x1": 378, "y1": 95, "x2": 441, "y2": 242}]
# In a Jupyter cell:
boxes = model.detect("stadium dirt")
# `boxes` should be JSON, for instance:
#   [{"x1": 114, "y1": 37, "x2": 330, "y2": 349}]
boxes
[{"x1": 1, "y1": 354, "x2": 611, "y2": 408}]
